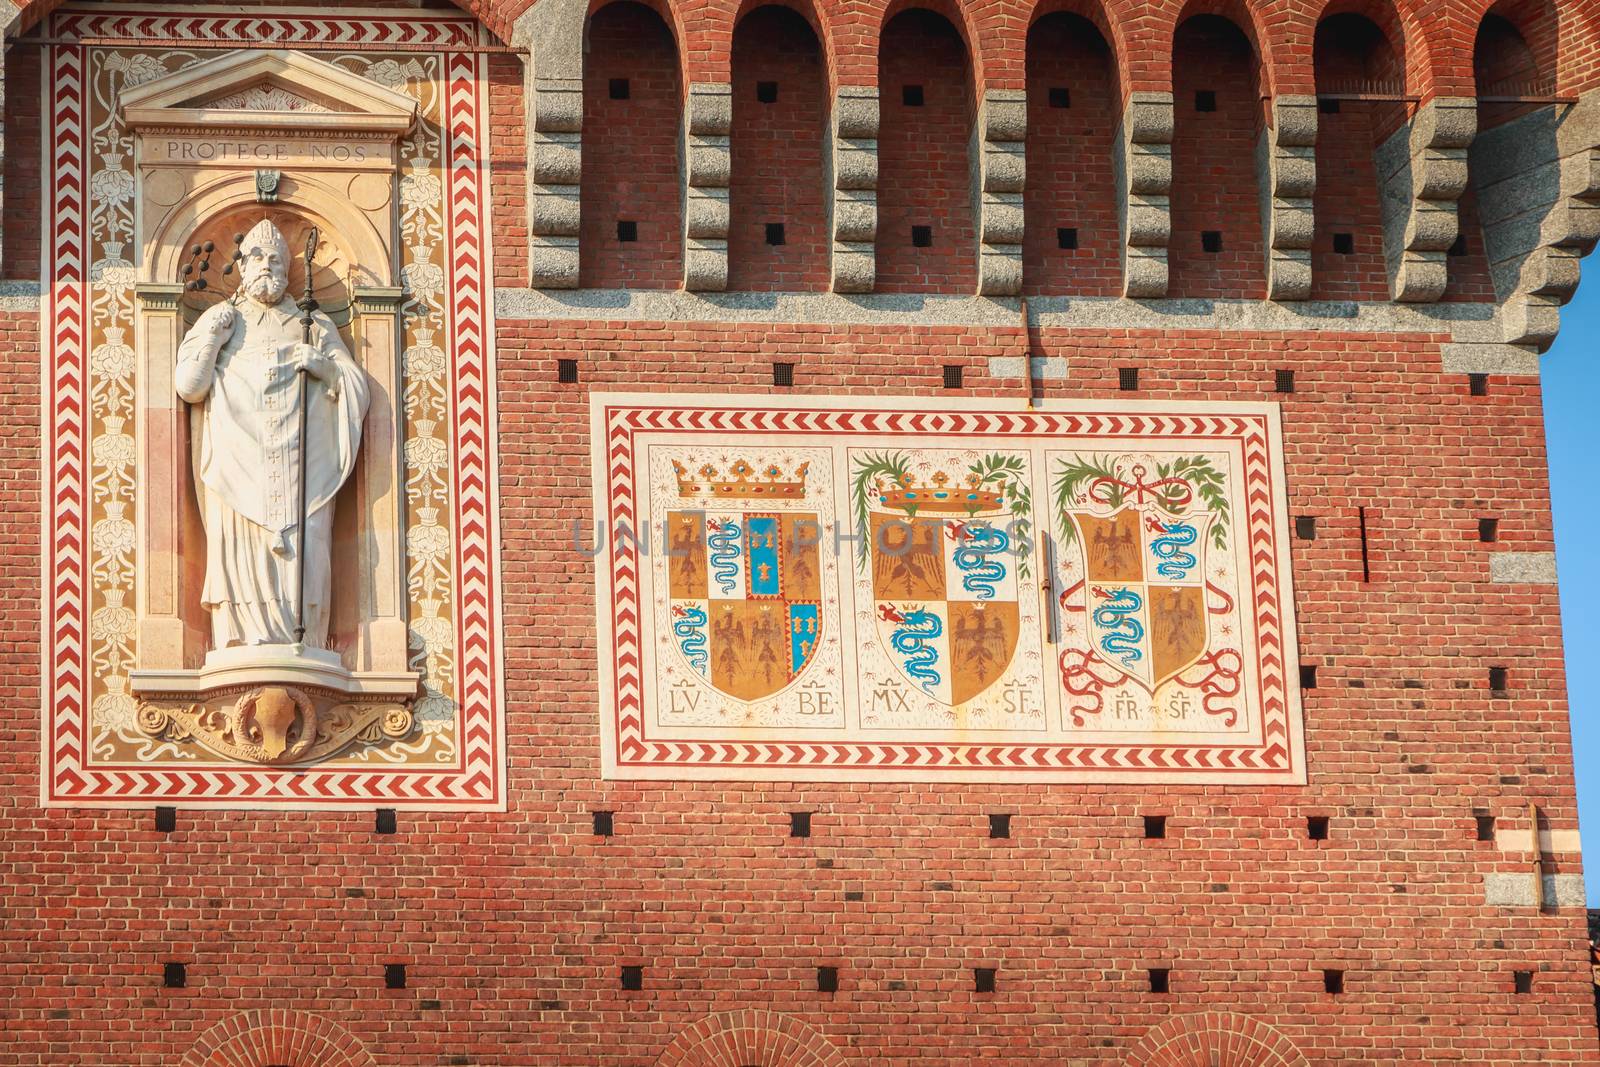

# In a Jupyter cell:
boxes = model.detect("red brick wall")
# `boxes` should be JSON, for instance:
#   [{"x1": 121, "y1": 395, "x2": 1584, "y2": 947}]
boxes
[
  {"x1": 5, "y1": 310, "x2": 1597, "y2": 1063},
  {"x1": 580, "y1": 1, "x2": 685, "y2": 289},
  {"x1": 1022, "y1": 13, "x2": 1120, "y2": 298},
  {"x1": 4, "y1": 44, "x2": 41, "y2": 281},
  {"x1": 1169, "y1": 14, "x2": 1267, "y2": 300},
  {"x1": 875, "y1": 8, "x2": 977, "y2": 294},
  {"x1": 1311, "y1": 15, "x2": 1404, "y2": 302},
  {"x1": 728, "y1": 5, "x2": 829, "y2": 292},
  {"x1": 488, "y1": 52, "x2": 528, "y2": 287}
]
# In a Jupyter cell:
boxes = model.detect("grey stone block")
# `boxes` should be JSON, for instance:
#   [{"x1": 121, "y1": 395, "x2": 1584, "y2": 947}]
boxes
[
  {"x1": 687, "y1": 139, "x2": 731, "y2": 187},
  {"x1": 1441, "y1": 342, "x2": 1541, "y2": 375},
  {"x1": 988, "y1": 355, "x2": 1068, "y2": 379},
  {"x1": 835, "y1": 141, "x2": 878, "y2": 190},
  {"x1": 687, "y1": 83, "x2": 732, "y2": 136},
  {"x1": 532, "y1": 78, "x2": 583, "y2": 133},
  {"x1": 833, "y1": 192, "x2": 876, "y2": 243},
  {"x1": 978, "y1": 248, "x2": 1023, "y2": 296},
  {"x1": 983, "y1": 90, "x2": 1027, "y2": 142},
  {"x1": 530, "y1": 237, "x2": 580, "y2": 289},
  {"x1": 531, "y1": 133, "x2": 580, "y2": 185},
  {"x1": 981, "y1": 193, "x2": 1024, "y2": 246},
  {"x1": 1483, "y1": 872, "x2": 1585, "y2": 907},
  {"x1": 983, "y1": 141, "x2": 1025, "y2": 194},
  {"x1": 835, "y1": 88, "x2": 879, "y2": 139},
  {"x1": 831, "y1": 243, "x2": 875, "y2": 293},
  {"x1": 684, "y1": 240, "x2": 728, "y2": 292},
  {"x1": 1488, "y1": 551, "x2": 1558, "y2": 584},
  {"x1": 531, "y1": 187, "x2": 581, "y2": 236}
]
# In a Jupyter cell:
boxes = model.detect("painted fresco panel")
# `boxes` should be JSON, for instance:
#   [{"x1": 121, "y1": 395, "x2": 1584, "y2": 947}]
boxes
[{"x1": 595, "y1": 393, "x2": 1305, "y2": 783}]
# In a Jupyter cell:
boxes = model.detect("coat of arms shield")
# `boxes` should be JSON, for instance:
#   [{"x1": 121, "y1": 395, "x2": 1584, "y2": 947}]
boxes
[
  {"x1": 852, "y1": 452, "x2": 1032, "y2": 706},
  {"x1": 666, "y1": 460, "x2": 823, "y2": 702}
]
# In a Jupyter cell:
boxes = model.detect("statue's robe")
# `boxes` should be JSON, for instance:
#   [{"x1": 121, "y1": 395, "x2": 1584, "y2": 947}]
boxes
[{"x1": 176, "y1": 296, "x2": 369, "y2": 649}]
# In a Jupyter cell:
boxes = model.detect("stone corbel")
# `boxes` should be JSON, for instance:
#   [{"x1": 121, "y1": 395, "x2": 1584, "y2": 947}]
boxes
[
  {"x1": 1475, "y1": 89, "x2": 1600, "y2": 349},
  {"x1": 1118, "y1": 91, "x2": 1173, "y2": 299},
  {"x1": 1260, "y1": 95, "x2": 1317, "y2": 301},
  {"x1": 977, "y1": 89, "x2": 1025, "y2": 296},
  {"x1": 529, "y1": 76, "x2": 583, "y2": 288},
  {"x1": 831, "y1": 86, "x2": 878, "y2": 293},
  {"x1": 684, "y1": 83, "x2": 731, "y2": 292},
  {"x1": 1377, "y1": 96, "x2": 1475, "y2": 302}
]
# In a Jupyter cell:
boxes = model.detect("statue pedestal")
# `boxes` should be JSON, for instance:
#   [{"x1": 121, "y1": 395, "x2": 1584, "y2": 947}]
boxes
[
  {"x1": 129, "y1": 646, "x2": 419, "y2": 766},
  {"x1": 131, "y1": 643, "x2": 418, "y2": 699}
]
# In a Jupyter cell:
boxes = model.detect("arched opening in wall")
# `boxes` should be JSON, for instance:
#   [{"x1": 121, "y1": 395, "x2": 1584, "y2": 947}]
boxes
[
  {"x1": 876, "y1": 7, "x2": 977, "y2": 294},
  {"x1": 1450, "y1": 3, "x2": 1557, "y2": 302},
  {"x1": 1310, "y1": 12, "x2": 1405, "y2": 301},
  {"x1": 1023, "y1": 11, "x2": 1119, "y2": 297},
  {"x1": 581, "y1": 0, "x2": 683, "y2": 289},
  {"x1": 1169, "y1": 13, "x2": 1266, "y2": 299},
  {"x1": 729, "y1": 4, "x2": 828, "y2": 292}
]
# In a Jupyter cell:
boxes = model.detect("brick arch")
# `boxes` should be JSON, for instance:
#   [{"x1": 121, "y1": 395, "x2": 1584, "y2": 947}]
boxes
[
  {"x1": 1127, "y1": 1011, "x2": 1309, "y2": 1067},
  {"x1": 179, "y1": 1009, "x2": 375, "y2": 1067},
  {"x1": 654, "y1": 1009, "x2": 847, "y2": 1067}
]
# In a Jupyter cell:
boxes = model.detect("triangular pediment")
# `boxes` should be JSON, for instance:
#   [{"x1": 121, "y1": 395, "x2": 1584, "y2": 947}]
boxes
[{"x1": 121, "y1": 49, "x2": 416, "y2": 135}]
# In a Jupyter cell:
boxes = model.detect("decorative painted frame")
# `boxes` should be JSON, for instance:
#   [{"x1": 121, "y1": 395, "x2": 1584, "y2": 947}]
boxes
[
  {"x1": 42, "y1": 7, "x2": 505, "y2": 808},
  {"x1": 593, "y1": 393, "x2": 1306, "y2": 784}
]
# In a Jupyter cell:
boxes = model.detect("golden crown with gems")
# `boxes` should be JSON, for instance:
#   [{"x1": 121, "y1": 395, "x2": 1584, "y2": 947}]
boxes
[
  {"x1": 876, "y1": 470, "x2": 1003, "y2": 514},
  {"x1": 673, "y1": 459, "x2": 809, "y2": 500}
]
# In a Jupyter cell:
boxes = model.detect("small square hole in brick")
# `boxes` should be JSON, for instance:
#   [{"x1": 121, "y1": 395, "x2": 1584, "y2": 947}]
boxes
[
  {"x1": 773, "y1": 362, "x2": 795, "y2": 387},
  {"x1": 1048, "y1": 86, "x2": 1071, "y2": 108},
  {"x1": 385, "y1": 963, "x2": 407, "y2": 990},
  {"x1": 1513, "y1": 970, "x2": 1533, "y2": 994},
  {"x1": 592, "y1": 811, "x2": 614, "y2": 837},
  {"x1": 973, "y1": 967, "x2": 997, "y2": 993},
  {"x1": 1057, "y1": 227, "x2": 1078, "y2": 250},
  {"x1": 1300, "y1": 664, "x2": 1317, "y2": 690},
  {"x1": 557, "y1": 358, "x2": 578, "y2": 384},
  {"x1": 942, "y1": 364, "x2": 963, "y2": 389},
  {"x1": 988, "y1": 813, "x2": 1011, "y2": 839},
  {"x1": 789, "y1": 810, "x2": 812, "y2": 838},
  {"x1": 1119, "y1": 367, "x2": 1139, "y2": 392},
  {"x1": 1295, "y1": 515, "x2": 1316, "y2": 540},
  {"x1": 1488, "y1": 666, "x2": 1508, "y2": 694},
  {"x1": 1144, "y1": 814, "x2": 1166, "y2": 839},
  {"x1": 1324, "y1": 969, "x2": 1344, "y2": 994},
  {"x1": 616, "y1": 220, "x2": 638, "y2": 243},
  {"x1": 765, "y1": 222, "x2": 786, "y2": 246},
  {"x1": 1478, "y1": 518, "x2": 1499, "y2": 543},
  {"x1": 155, "y1": 806, "x2": 176, "y2": 833},
  {"x1": 1448, "y1": 233, "x2": 1468, "y2": 257},
  {"x1": 1148, "y1": 968, "x2": 1170, "y2": 993},
  {"x1": 620, "y1": 966, "x2": 643, "y2": 991},
  {"x1": 1275, "y1": 368, "x2": 1295, "y2": 393},
  {"x1": 1469, "y1": 373, "x2": 1488, "y2": 396},
  {"x1": 1476, "y1": 814, "x2": 1496, "y2": 842},
  {"x1": 163, "y1": 962, "x2": 186, "y2": 989},
  {"x1": 1318, "y1": 96, "x2": 1341, "y2": 114},
  {"x1": 1195, "y1": 90, "x2": 1217, "y2": 112},
  {"x1": 817, "y1": 966, "x2": 839, "y2": 993},
  {"x1": 1332, "y1": 232, "x2": 1355, "y2": 255},
  {"x1": 902, "y1": 84, "x2": 924, "y2": 106},
  {"x1": 912, "y1": 225, "x2": 933, "y2": 248},
  {"x1": 1307, "y1": 815, "x2": 1330, "y2": 840},
  {"x1": 375, "y1": 808, "x2": 397, "y2": 835},
  {"x1": 756, "y1": 80, "x2": 778, "y2": 103},
  {"x1": 1201, "y1": 230, "x2": 1223, "y2": 253},
  {"x1": 609, "y1": 78, "x2": 630, "y2": 100}
]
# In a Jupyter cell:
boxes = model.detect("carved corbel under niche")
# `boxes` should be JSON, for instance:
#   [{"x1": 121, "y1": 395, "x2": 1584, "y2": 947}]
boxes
[{"x1": 138, "y1": 685, "x2": 413, "y2": 765}]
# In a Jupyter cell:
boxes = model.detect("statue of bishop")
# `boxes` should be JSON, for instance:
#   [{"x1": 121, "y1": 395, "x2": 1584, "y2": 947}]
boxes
[{"x1": 176, "y1": 219, "x2": 370, "y2": 652}]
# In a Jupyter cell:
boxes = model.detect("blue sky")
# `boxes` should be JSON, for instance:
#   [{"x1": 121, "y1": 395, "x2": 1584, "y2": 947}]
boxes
[{"x1": 1540, "y1": 272, "x2": 1598, "y2": 903}]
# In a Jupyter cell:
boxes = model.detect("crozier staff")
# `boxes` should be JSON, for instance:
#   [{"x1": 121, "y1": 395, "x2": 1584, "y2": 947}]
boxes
[{"x1": 175, "y1": 219, "x2": 369, "y2": 651}]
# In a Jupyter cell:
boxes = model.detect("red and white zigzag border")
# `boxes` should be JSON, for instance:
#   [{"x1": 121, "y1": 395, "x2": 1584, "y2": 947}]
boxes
[
  {"x1": 596, "y1": 398, "x2": 1306, "y2": 784},
  {"x1": 42, "y1": 13, "x2": 505, "y2": 809}
]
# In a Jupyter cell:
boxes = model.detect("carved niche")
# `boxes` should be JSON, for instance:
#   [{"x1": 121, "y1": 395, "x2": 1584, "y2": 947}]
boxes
[{"x1": 122, "y1": 50, "x2": 422, "y2": 765}]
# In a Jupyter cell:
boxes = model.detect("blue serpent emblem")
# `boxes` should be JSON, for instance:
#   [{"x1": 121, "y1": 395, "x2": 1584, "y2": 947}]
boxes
[
  {"x1": 1091, "y1": 586, "x2": 1144, "y2": 669},
  {"x1": 1149, "y1": 519, "x2": 1198, "y2": 579},
  {"x1": 880, "y1": 604, "x2": 943, "y2": 691},
  {"x1": 706, "y1": 519, "x2": 743, "y2": 595},
  {"x1": 951, "y1": 523, "x2": 1010, "y2": 601},
  {"x1": 672, "y1": 605, "x2": 709, "y2": 675}
]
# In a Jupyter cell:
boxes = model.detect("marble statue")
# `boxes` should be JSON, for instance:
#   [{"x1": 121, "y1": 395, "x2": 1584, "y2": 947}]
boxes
[{"x1": 176, "y1": 219, "x2": 369, "y2": 651}]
